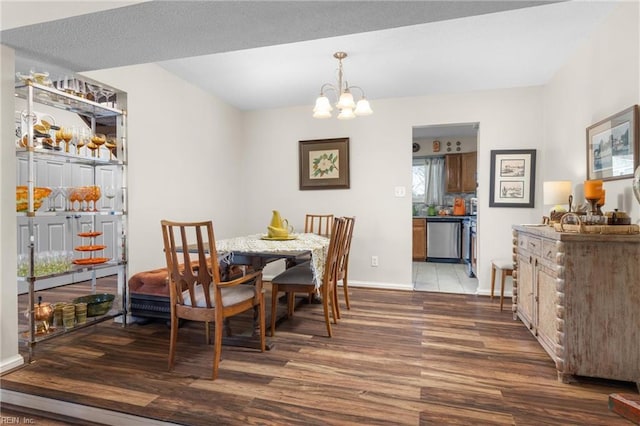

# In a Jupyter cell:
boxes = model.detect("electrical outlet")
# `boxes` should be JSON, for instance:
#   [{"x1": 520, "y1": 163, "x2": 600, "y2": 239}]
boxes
[
  {"x1": 394, "y1": 186, "x2": 406, "y2": 197},
  {"x1": 371, "y1": 255, "x2": 379, "y2": 267}
]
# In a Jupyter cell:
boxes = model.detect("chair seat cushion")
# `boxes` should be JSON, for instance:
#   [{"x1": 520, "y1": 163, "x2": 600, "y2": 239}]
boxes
[
  {"x1": 182, "y1": 284, "x2": 255, "y2": 308},
  {"x1": 271, "y1": 261, "x2": 314, "y2": 285},
  {"x1": 492, "y1": 259, "x2": 514, "y2": 270}
]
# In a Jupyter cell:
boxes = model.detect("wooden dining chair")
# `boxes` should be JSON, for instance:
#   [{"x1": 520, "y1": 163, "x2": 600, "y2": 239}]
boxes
[
  {"x1": 305, "y1": 214, "x2": 334, "y2": 237},
  {"x1": 334, "y1": 216, "x2": 355, "y2": 318},
  {"x1": 270, "y1": 217, "x2": 346, "y2": 337},
  {"x1": 161, "y1": 220, "x2": 265, "y2": 380},
  {"x1": 290, "y1": 214, "x2": 335, "y2": 302}
]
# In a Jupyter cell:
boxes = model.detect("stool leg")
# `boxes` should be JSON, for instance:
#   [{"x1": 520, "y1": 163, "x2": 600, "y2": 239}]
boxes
[
  {"x1": 490, "y1": 264, "x2": 496, "y2": 299},
  {"x1": 500, "y1": 269, "x2": 507, "y2": 311}
]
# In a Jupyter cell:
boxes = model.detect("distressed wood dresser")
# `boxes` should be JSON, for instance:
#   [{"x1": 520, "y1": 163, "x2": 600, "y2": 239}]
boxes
[{"x1": 512, "y1": 225, "x2": 639, "y2": 390}]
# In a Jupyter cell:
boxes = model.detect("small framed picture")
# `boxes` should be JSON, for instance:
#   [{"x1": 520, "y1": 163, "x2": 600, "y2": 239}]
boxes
[
  {"x1": 586, "y1": 105, "x2": 639, "y2": 181},
  {"x1": 299, "y1": 137, "x2": 350, "y2": 190},
  {"x1": 489, "y1": 149, "x2": 536, "y2": 208}
]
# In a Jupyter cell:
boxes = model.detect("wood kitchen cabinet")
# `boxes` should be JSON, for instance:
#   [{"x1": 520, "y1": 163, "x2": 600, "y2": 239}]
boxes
[
  {"x1": 445, "y1": 152, "x2": 477, "y2": 193},
  {"x1": 512, "y1": 225, "x2": 640, "y2": 389},
  {"x1": 412, "y1": 218, "x2": 426, "y2": 260}
]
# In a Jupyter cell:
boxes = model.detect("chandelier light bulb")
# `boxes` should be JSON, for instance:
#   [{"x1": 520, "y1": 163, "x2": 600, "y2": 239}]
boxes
[
  {"x1": 337, "y1": 108, "x2": 356, "y2": 120},
  {"x1": 337, "y1": 90, "x2": 355, "y2": 110},
  {"x1": 313, "y1": 95, "x2": 333, "y2": 117},
  {"x1": 354, "y1": 98, "x2": 373, "y2": 116},
  {"x1": 312, "y1": 51, "x2": 373, "y2": 119}
]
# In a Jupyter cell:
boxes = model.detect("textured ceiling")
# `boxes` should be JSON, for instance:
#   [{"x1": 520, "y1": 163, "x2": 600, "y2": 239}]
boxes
[
  {"x1": 1, "y1": 0, "x2": 616, "y2": 120},
  {"x1": 2, "y1": 1, "x2": 558, "y2": 71}
]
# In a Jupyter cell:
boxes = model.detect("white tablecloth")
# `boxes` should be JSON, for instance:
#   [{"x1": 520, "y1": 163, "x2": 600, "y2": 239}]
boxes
[{"x1": 215, "y1": 233, "x2": 330, "y2": 288}]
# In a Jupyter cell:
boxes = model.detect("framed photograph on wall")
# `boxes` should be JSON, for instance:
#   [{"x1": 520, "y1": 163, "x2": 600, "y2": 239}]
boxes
[
  {"x1": 586, "y1": 105, "x2": 639, "y2": 181},
  {"x1": 299, "y1": 137, "x2": 350, "y2": 190},
  {"x1": 489, "y1": 149, "x2": 536, "y2": 208}
]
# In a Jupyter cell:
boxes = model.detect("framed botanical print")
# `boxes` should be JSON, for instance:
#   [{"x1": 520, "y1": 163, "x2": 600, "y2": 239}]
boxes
[{"x1": 299, "y1": 137, "x2": 350, "y2": 190}]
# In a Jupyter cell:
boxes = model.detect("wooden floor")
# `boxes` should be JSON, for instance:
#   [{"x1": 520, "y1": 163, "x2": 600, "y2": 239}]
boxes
[{"x1": 2, "y1": 278, "x2": 637, "y2": 425}]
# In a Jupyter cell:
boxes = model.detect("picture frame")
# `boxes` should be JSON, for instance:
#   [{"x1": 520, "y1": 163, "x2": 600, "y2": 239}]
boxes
[
  {"x1": 299, "y1": 137, "x2": 350, "y2": 190},
  {"x1": 586, "y1": 105, "x2": 639, "y2": 181},
  {"x1": 489, "y1": 149, "x2": 536, "y2": 208}
]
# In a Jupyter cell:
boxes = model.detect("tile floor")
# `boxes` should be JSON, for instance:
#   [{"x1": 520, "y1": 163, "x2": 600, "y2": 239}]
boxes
[{"x1": 412, "y1": 261, "x2": 478, "y2": 294}]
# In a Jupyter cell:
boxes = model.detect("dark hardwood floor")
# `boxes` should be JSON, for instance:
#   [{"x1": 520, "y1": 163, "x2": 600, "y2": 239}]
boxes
[{"x1": 2, "y1": 277, "x2": 636, "y2": 425}]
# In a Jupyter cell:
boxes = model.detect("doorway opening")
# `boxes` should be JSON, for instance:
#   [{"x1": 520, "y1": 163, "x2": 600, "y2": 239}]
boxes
[{"x1": 411, "y1": 122, "x2": 479, "y2": 294}]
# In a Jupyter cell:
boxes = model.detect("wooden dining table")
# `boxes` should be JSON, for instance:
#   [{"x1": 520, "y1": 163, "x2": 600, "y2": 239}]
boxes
[
  {"x1": 183, "y1": 232, "x2": 330, "y2": 349},
  {"x1": 214, "y1": 232, "x2": 330, "y2": 288}
]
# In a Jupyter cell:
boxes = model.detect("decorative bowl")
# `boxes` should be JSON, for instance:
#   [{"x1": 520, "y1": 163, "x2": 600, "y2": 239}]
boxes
[
  {"x1": 16, "y1": 186, "x2": 51, "y2": 212},
  {"x1": 72, "y1": 293, "x2": 115, "y2": 317}
]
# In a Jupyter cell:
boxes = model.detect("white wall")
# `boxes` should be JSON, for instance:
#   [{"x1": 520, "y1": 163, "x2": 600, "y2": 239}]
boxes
[
  {"x1": 83, "y1": 64, "x2": 246, "y2": 275},
  {"x1": 541, "y1": 1, "x2": 640, "y2": 223},
  {"x1": 413, "y1": 135, "x2": 477, "y2": 156},
  {"x1": 1, "y1": 45, "x2": 23, "y2": 371},
  {"x1": 2, "y1": 0, "x2": 638, "y2": 371},
  {"x1": 241, "y1": 87, "x2": 544, "y2": 292}
]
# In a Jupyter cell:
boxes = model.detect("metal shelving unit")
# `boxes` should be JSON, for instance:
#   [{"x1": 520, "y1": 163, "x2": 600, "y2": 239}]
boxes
[{"x1": 16, "y1": 78, "x2": 129, "y2": 362}]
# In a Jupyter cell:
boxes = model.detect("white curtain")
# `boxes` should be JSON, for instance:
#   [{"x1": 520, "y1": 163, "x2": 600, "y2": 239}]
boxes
[{"x1": 412, "y1": 157, "x2": 444, "y2": 206}]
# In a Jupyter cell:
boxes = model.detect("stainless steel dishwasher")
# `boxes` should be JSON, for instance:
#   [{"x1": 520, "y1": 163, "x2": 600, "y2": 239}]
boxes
[{"x1": 426, "y1": 219, "x2": 461, "y2": 262}]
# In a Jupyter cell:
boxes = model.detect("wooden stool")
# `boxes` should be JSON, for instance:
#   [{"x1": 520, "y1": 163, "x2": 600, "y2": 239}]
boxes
[{"x1": 490, "y1": 259, "x2": 513, "y2": 311}]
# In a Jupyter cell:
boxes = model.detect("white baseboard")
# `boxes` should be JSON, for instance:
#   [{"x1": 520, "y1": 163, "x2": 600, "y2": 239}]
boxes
[
  {"x1": 0, "y1": 390, "x2": 176, "y2": 426},
  {"x1": 339, "y1": 280, "x2": 413, "y2": 291},
  {"x1": 0, "y1": 354, "x2": 24, "y2": 374}
]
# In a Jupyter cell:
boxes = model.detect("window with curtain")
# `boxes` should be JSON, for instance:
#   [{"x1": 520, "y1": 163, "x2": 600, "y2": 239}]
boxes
[{"x1": 412, "y1": 157, "x2": 445, "y2": 205}]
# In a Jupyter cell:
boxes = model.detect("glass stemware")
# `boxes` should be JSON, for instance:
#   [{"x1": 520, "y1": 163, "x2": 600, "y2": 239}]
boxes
[
  {"x1": 86, "y1": 83, "x2": 101, "y2": 102},
  {"x1": 62, "y1": 127, "x2": 73, "y2": 153},
  {"x1": 76, "y1": 128, "x2": 88, "y2": 156},
  {"x1": 91, "y1": 133, "x2": 106, "y2": 158},
  {"x1": 105, "y1": 134, "x2": 117, "y2": 160},
  {"x1": 47, "y1": 187, "x2": 60, "y2": 211},
  {"x1": 86, "y1": 141, "x2": 98, "y2": 157},
  {"x1": 68, "y1": 187, "x2": 80, "y2": 211},
  {"x1": 89, "y1": 186, "x2": 101, "y2": 211},
  {"x1": 59, "y1": 187, "x2": 70, "y2": 211},
  {"x1": 54, "y1": 127, "x2": 64, "y2": 151},
  {"x1": 100, "y1": 88, "x2": 115, "y2": 107},
  {"x1": 104, "y1": 186, "x2": 116, "y2": 210}
]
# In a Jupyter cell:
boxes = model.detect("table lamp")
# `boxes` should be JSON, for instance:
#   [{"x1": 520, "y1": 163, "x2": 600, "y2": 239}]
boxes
[{"x1": 543, "y1": 181, "x2": 573, "y2": 214}]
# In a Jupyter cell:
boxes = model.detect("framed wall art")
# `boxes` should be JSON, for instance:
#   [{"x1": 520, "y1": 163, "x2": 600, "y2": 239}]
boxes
[
  {"x1": 299, "y1": 137, "x2": 350, "y2": 190},
  {"x1": 489, "y1": 149, "x2": 536, "y2": 208},
  {"x1": 586, "y1": 105, "x2": 639, "y2": 181}
]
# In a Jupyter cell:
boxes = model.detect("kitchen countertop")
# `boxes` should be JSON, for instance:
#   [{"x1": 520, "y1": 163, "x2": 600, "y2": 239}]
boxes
[{"x1": 413, "y1": 215, "x2": 477, "y2": 220}]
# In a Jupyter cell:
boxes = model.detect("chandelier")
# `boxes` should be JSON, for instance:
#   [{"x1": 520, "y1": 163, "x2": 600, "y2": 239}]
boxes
[{"x1": 313, "y1": 51, "x2": 373, "y2": 120}]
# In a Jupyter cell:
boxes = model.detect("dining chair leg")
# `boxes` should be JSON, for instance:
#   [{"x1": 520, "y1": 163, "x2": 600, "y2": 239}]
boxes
[
  {"x1": 212, "y1": 317, "x2": 222, "y2": 380},
  {"x1": 270, "y1": 284, "x2": 279, "y2": 337},
  {"x1": 343, "y1": 278, "x2": 351, "y2": 310},
  {"x1": 258, "y1": 290, "x2": 266, "y2": 351},
  {"x1": 332, "y1": 283, "x2": 341, "y2": 320},
  {"x1": 205, "y1": 321, "x2": 211, "y2": 344},
  {"x1": 168, "y1": 313, "x2": 178, "y2": 371},
  {"x1": 322, "y1": 287, "x2": 333, "y2": 337}
]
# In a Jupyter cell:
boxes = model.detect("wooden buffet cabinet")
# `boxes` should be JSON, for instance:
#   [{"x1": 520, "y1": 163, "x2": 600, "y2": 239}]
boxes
[{"x1": 512, "y1": 225, "x2": 639, "y2": 389}]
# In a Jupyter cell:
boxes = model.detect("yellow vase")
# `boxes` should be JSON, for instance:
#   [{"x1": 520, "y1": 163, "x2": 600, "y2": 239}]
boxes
[{"x1": 270, "y1": 210, "x2": 284, "y2": 228}]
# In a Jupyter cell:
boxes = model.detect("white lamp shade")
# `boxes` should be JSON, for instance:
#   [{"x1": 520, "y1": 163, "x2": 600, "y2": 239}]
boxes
[
  {"x1": 337, "y1": 108, "x2": 355, "y2": 120},
  {"x1": 543, "y1": 181, "x2": 572, "y2": 205},
  {"x1": 313, "y1": 110, "x2": 332, "y2": 119},
  {"x1": 313, "y1": 96, "x2": 332, "y2": 113},
  {"x1": 336, "y1": 91, "x2": 355, "y2": 109},
  {"x1": 354, "y1": 98, "x2": 373, "y2": 116}
]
